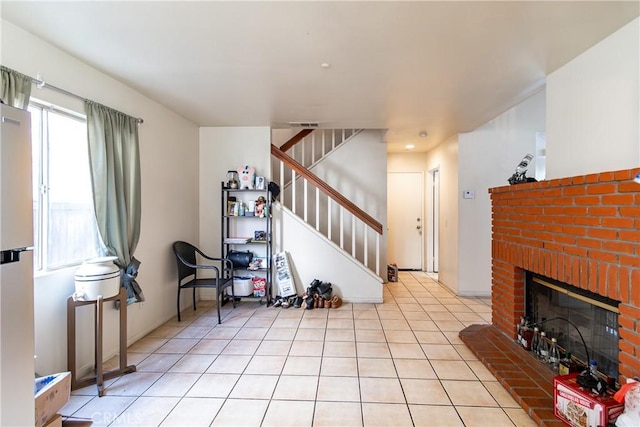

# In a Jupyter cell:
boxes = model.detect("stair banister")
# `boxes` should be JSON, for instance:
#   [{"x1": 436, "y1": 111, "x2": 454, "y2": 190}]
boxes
[{"x1": 279, "y1": 129, "x2": 313, "y2": 152}]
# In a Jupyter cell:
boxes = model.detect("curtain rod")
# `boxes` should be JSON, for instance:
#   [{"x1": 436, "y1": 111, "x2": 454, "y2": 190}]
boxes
[{"x1": 32, "y1": 75, "x2": 144, "y2": 124}]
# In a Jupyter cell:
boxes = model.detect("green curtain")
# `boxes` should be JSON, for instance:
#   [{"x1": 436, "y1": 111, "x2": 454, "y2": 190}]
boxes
[
  {"x1": 85, "y1": 100, "x2": 144, "y2": 304},
  {"x1": 0, "y1": 65, "x2": 32, "y2": 109}
]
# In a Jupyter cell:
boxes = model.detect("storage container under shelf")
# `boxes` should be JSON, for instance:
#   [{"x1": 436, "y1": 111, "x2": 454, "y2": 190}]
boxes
[{"x1": 232, "y1": 276, "x2": 254, "y2": 296}]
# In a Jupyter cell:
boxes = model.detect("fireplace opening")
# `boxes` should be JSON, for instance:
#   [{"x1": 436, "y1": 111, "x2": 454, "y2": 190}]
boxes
[{"x1": 525, "y1": 273, "x2": 619, "y2": 380}]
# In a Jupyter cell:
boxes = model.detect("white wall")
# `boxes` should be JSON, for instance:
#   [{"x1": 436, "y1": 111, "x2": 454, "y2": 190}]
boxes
[
  {"x1": 388, "y1": 134, "x2": 459, "y2": 294},
  {"x1": 198, "y1": 127, "x2": 271, "y2": 298},
  {"x1": 2, "y1": 20, "x2": 200, "y2": 375},
  {"x1": 546, "y1": 18, "x2": 639, "y2": 179},
  {"x1": 458, "y1": 90, "x2": 545, "y2": 296}
]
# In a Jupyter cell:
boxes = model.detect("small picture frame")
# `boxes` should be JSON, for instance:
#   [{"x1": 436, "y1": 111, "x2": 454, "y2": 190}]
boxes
[
  {"x1": 255, "y1": 176, "x2": 266, "y2": 190},
  {"x1": 254, "y1": 230, "x2": 266, "y2": 241}
]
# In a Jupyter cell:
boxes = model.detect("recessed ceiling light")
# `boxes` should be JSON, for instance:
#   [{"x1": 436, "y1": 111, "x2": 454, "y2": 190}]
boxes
[
  {"x1": 419, "y1": 131, "x2": 428, "y2": 138},
  {"x1": 405, "y1": 144, "x2": 415, "y2": 150},
  {"x1": 321, "y1": 63, "x2": 331, "y2": 69}
]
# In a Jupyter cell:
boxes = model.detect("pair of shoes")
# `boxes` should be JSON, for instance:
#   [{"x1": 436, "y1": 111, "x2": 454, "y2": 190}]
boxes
[
  {"x1": 313, "y1": 294, "x2": 322, "y2": 309},
  {"x1": 330, "y1": 295, "x2": 343, "y2": 309},
  {"x1": 273, "y1": 296, "x2": 284, "y2": 308},
  {"x1": 304, "y1": 293, "x2": 315, "y2": 310},
  {"x1": 318, "y1": 281, "x2": 332, "y2": 300},
  {"x1": 307, "y1": 279, "x2": 321, "y2": 295},
  {"x1": 282, "y1": 295, "x2": 300, "y2": 309},
  {"x1": 318, "y1": 281, "x2": 332, "y2": 295}
]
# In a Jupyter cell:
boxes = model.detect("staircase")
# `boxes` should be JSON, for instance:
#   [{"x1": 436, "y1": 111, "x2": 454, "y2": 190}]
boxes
[
  {"x1": 270, "y1": 130, "x2": 385, "y2": 290},
  {"x1": 276, "y1": 129, "x2": 361, "y2": 178}
]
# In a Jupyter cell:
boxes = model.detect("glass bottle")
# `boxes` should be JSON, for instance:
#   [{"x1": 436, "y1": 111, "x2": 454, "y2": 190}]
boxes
[
  {"x1": 538, "y1": 331, "x2": 549, "y2": 362},
  {"x1": 521, "y1": 318, "x2": 534, "y2": 350},
  {"x1": 531, "y1": 327, "x2": 540, "y2": 356},
  {"x1": 549, "y1": 337, "x2": 560, "y2": 370},
  {"x1": 516, "y1": 316, "x2": 525, "y2": 344},
  {"x1": 559, "y1": 352, "x2": 579, "y2": 375}
]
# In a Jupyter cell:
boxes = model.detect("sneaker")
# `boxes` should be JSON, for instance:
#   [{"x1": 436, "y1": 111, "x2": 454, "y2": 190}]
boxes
[{"x1": 273, "y1": 297, "x2": 283, "y2": 308}]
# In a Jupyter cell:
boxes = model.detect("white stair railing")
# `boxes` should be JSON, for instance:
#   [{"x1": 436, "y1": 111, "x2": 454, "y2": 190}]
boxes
[{"x1": 271, "y1": 144, "x2": 382, "y2": 277}]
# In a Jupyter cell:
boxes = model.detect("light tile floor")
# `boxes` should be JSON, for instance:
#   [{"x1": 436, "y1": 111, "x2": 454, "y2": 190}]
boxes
[{"x1": 61, "y1": 271, "x2": 537, "y2": 426}]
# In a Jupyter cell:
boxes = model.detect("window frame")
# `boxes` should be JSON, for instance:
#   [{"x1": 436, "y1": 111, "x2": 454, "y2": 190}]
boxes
[{"x1": 29, "y1": 99, "x2": 102, "y2": 273}]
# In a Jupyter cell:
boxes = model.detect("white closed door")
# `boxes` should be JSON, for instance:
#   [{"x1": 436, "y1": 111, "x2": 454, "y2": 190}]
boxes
[
  {"x1": 1, "y1": 104, "x2": 35, "y2": 426},
  {"x1": 387, "y1": 172, "x2": 423, "y2": 270}
]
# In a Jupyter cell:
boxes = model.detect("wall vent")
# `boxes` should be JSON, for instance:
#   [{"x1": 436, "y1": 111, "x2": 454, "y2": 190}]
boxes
[{"x1": 288, "y1": 122, "x2": 319, "y2": 128}]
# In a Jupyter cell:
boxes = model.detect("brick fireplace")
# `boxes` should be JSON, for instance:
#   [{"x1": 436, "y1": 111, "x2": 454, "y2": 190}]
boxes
[{"x1": 489, "y1": 167, "x2": 640, "y2": 382}]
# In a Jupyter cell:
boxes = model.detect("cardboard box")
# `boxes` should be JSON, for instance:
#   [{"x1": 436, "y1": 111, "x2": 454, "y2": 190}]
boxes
[
  {"x1": 554, "y1": 373, "x2": 624, "y2": 427},
  {"x1": 35, "y1": 372, "x2": 71, "y2": 427},
  {"x1": 44, "y1": 414, "x2": 62, "y2": 427}
]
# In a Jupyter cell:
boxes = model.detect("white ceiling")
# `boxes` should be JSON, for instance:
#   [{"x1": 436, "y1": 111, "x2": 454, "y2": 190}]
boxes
[{"x1": 2, "y1": 1, "x2": 638, "y2": 152}]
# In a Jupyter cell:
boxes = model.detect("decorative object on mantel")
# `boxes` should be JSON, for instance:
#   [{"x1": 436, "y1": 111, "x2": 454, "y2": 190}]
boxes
[{"x1": 507, "y1": 153, "x2": 537, "y2": 185}]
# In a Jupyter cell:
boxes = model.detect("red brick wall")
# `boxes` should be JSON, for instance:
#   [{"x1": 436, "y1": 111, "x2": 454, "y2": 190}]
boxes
[{"x1": 490, "y1": 167, "x2": 640, "y2": 381}]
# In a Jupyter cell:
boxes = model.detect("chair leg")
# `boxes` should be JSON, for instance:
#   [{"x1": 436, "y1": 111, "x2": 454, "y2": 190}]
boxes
[
  {"x1": 177, "y1": 288, "x2": 182, "y2": 322},
  {"x1": 231, "y1": 285, "x2": 237, "y2": 309},
  {"x1": 216, "y1": 288, "x2": 221, "y2": 324},
  {"x1": 193, "y1": 288, "x2": 197, "y2": 312}
]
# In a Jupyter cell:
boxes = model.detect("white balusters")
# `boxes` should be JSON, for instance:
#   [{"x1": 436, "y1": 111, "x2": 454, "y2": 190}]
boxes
[
  {"x1": 364, "y1": 223, "x2": 368, "y2": 267},
  {"x1": 315, "y1": 187, "x2": 320, "y2": 231},
  {"x1": 351, "y1": 215, "x2": 356, "y2": 257},
  {"x1": 279, "y1": 161, "x2": 285, "y2": 205},
  {"x1": 339, "y1": 208, "x2": 344, "y2": 249},
  {"x1": 272, "y1": 130, "x2": 381, "y2": 279},
  {"x1": 303, "y1": 179, "x2": 308, "y2": 222},
  {"x1": 327, "y1": 198, "x2": 332, "y2": 240},
  {"x1": 291, "y1": 169, "x2": 296, "y2": 214},
  {"x1": 376, "y1": 233, "x2": 380, "y2": 275}
]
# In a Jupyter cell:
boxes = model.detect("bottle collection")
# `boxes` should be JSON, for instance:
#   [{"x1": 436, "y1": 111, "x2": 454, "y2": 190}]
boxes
[{"x1": 515, "y1": 316, "x2": 581, "y2": 375}]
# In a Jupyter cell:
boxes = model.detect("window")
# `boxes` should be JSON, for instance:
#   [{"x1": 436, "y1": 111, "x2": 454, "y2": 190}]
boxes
[{"x1": 29, "y1": 101, "x2": 103, "y2": 272}]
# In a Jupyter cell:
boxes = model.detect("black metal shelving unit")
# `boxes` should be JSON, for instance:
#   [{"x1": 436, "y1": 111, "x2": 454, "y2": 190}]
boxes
[{"x1": 221, "y1": 182, "x2": 272, "y2": 305}]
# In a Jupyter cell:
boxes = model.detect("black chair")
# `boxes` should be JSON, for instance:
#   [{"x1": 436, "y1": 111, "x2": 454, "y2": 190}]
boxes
[{"x1": 172, "y1": 241, "x2": 236, "y2": 324}]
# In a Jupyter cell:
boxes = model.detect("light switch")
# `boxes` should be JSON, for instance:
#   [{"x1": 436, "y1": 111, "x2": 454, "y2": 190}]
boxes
[{"x1": 463, "y1": 190, "x2": 475, "y2": 199}]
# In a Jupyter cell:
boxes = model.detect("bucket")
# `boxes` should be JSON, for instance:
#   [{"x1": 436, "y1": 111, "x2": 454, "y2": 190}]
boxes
[
  {"x1": 232, "y1": 276, "x2": 254, "y2": 297},
  {"x1": 74, "y1": 256, "x2": 120, "y2": 300}
]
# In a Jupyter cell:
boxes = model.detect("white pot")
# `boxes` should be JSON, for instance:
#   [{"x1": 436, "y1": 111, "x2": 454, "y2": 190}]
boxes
[
  {"x1": 74, "y1": 256, "x2": 120, "y2": 300},
  {"x1": 232, "y1": 276, "x2": 254, "y2": 297}
]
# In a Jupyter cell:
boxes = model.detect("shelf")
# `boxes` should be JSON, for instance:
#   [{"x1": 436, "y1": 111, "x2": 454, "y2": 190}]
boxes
[
  {"x1": 223, "y1": 215, "x2": 268, "y2": 219},
  {"x1": 222, "y1": 187, "x2": 268, "y2": 192},
  {"x1": 221, "y1": 180, "x2": 272, "y2": 308}
]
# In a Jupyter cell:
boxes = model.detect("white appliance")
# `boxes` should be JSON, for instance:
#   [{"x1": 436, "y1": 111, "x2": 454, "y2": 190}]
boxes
[{"x1": 0, "y1": 103, "x2": 35, "y2": 426}]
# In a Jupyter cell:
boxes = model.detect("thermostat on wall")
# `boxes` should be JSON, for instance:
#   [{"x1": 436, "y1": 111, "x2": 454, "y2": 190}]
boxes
[{"x1": 463, "y1": 190, "x2": 475, "y2": 199}]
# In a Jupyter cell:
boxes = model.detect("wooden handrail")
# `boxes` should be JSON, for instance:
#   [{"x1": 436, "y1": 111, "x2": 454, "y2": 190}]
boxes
[
  {"x1": 271, "y1": 144, "x2": 383, "y2": 235},
  {"x1": 279, "y1": 129, "x2": 314, "y2": 152}
]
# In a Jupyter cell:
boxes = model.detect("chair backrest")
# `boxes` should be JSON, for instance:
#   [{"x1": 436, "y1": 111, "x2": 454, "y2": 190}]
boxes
[{"x1": 173, "y1": 241, "x2": 197, "y2": 281}]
